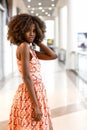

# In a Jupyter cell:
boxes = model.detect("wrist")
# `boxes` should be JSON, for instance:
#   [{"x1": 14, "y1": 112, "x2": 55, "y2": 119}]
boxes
[{"x1": 37, "y1": 42, "x2": 42, "y2": 46}]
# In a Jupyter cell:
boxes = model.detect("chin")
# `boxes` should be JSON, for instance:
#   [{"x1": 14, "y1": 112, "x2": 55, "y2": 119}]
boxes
[{"x1": 30, "y1": 41, "x2": 33, "y2": 43}]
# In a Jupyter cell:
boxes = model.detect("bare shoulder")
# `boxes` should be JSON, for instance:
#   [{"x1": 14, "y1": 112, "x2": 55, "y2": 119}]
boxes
[
  {"x1": 20, "y1": 42, "x2": 30, "y2": 49},
  {"x1": 18, "y1": 42, "x2": 30, "y2": 53},
  {"x1": 16, "y1": 42, "x2": 30, "y2": 60}
]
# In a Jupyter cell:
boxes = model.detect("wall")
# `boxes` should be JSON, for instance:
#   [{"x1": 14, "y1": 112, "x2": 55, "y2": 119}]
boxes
[
  {"x1": 0, "y1": 5, "x2": 4, "y2": 80},
  {"x1": 12, "y1": 0, "x2": 28, "y2": 15},
  {"x1": 0, "y1": 0, "x2": 28, "y2": 80}
]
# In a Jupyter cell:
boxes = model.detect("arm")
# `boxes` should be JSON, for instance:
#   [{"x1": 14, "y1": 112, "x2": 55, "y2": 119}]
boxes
[
  {"x1": 35, "y1": 42, "x2": 58, "y2": 60},
  {"x1": 20, "y1": 43, "x2": 38, "y2": 106},
  {"x1": 20, "y1": 43, "x2": 42, "y2": 121}
]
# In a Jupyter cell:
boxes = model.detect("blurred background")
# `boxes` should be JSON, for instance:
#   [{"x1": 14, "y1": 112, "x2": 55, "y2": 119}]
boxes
[{"x1": 1, "y1": 0, "x2": 87, "y2": 130}]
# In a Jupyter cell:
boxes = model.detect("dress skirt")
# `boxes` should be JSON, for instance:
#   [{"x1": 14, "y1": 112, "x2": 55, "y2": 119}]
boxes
[{"x1": 8, "y1": 82, "x2": 52, "y2": 130}]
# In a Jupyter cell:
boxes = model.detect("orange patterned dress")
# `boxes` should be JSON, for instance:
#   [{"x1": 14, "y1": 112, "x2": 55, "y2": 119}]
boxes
[{"x1": 8, "y1": 49, "x2": 53, "y2": 130}]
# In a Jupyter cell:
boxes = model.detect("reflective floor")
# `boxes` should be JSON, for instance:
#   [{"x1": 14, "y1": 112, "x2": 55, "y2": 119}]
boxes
[{"x1": 0, "y1": 59, "x2": 87, "y2": 130}]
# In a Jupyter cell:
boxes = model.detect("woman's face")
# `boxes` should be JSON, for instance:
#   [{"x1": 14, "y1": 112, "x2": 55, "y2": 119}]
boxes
[{"x1": 25, "y1": 24, "x2": 36, "y2": 43}]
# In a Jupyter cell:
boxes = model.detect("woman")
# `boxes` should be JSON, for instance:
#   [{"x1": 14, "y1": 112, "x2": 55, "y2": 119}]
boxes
[{"x1": 7, "y1": 13, "x2": 57, "y2": 130}]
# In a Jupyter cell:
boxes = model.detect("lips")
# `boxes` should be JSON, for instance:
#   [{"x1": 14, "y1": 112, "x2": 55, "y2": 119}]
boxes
[
  {"x1": 29, "y1": 37, "x2": 34, "y2": 40},
  {"x1": 29, "y1": 36, "x2": 34, "y2": 39},
  {"x1": 28, "y1": 37, "x2": 34, "y2": 42}
]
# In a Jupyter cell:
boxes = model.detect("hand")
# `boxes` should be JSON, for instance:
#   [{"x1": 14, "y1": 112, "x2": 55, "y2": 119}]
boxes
[
  {"x1": 36, "y1": 42, "x2": 41, "y2": 46},
  {"x1": 33, "y1": 105, "x2": 43, "y2": 121}
]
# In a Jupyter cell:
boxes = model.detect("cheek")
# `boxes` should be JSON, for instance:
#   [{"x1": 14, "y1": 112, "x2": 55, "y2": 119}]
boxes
[
  {"x1": 25, "y1": 33, "x2": 29, "y2": 38},
  {"x1": 24, "y1": 34, "x2": 29, "y2": 41},
  {"x1": 34, "y1": 33, "x2": 36, "y2": 38},
  {"x1": 25, "y1": 32, "x2": 28, "y2": 37}
]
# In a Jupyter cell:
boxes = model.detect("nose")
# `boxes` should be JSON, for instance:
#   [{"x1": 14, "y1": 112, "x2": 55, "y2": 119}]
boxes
[{"x1": 30, "y1": 31, "x2": 34, "y2": 35}]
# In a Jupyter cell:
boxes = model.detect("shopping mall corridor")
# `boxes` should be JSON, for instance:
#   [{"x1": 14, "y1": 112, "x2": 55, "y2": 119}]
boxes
[{"x1": 0, "y1": 59, "x2": 87, "y2": 130}]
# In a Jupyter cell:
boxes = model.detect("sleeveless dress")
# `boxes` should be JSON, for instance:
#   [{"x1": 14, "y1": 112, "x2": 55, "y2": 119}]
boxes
[{"x1": 8, "y1": 49, "x2": 53, "y2": 130}]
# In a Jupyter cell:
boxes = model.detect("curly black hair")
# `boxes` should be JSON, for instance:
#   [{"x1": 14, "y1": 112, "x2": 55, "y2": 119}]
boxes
[{"x1": 7, "y1": 13, "x2": 46, "y2": 45}]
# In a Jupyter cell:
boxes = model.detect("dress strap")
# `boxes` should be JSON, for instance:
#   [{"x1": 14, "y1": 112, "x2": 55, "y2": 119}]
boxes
[
  {"x1": 30, "y1": 48, "x2": 37, "y2": 57},
  {"x1": 30, "y1": 49, "x2": 33, "y2": 56}
]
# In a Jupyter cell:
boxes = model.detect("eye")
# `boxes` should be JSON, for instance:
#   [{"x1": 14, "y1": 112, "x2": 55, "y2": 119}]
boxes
[
  {"x1": 26, "y1": 30, "x2": 30, "y2": 33},
  {"x1": 33, "y1": 29, "x2": 36, "y2": 33}
]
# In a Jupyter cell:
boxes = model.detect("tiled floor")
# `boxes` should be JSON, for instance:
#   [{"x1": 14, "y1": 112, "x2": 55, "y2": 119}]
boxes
[{"x1": 0, "y1": 59, "x2": 87, "y2": 130}]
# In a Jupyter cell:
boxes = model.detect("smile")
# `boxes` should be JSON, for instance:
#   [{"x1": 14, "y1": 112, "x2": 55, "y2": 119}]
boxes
[{"x1": 29, "y1": 37, "x2": 34, "y2": 40}]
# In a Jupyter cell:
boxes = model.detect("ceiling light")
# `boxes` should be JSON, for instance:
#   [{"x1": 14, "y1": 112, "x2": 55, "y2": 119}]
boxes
[
  {"x1": 38, "y1": 2, "x2": 42, "y2": 5},
  {"x1": 48, "y1": 14, "x2": 51, "y2": 16},
  {"x1": 51, "y1": 4, "x2": 55, "y2": 7},
  {"x1": 45, "y1": 12, "x2": 48, "y2": 15},
  {"x1": 39, "y1": 16, "x2": 43, "y2": 19},
  {"x1": 28, "y1": 0, "x2": 31, "y2": 2},
  {"x1": 31, "y1": 11, "x2": 34, "y2": 13},
  {"x1": 42, "y1": 9, "x2": 45, "y2": 12},
  {"x1": 32, "y1": 8, "x2": 35, "y2": 10},
  {"x1": 28, "y1": 5, "x2": 31, "y2": 8},
  {"x1": 39, "y1": 7, "x2": 42, "y2": 10},
  {"x1": 49, "y1": 7, "x2": 52, "y2": 10},
  {"x1": 36, "y1": 13, "x2": 39, "y2": 16}
]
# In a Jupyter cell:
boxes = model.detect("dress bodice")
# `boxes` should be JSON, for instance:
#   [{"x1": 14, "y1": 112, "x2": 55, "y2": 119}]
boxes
[{"x1": 17, "y1": 49, "x2": 42, "y2": 83}]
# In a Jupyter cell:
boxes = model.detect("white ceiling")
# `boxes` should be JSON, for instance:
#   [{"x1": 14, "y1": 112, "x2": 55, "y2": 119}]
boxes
[{"x1": 23, "y1": 0, "x2": 59, "y2": 17}]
